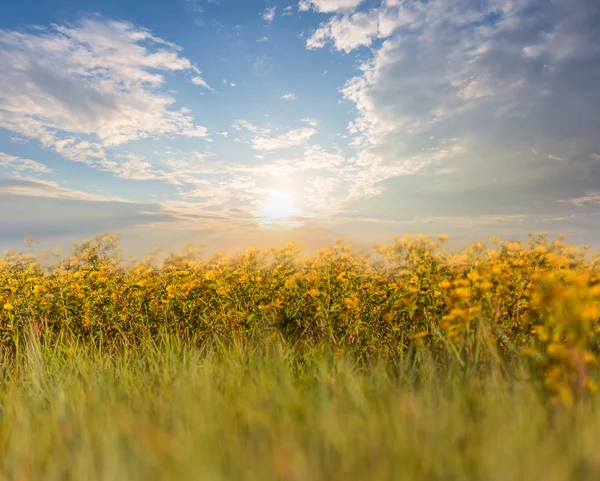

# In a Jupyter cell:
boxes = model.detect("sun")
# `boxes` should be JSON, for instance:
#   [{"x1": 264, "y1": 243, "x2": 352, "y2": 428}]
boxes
[{"x1": 258, "y1": 189, "x2": 301, "y2": 226}]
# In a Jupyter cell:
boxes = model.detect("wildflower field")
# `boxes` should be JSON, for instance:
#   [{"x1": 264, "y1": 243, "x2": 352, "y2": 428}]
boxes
[{"x1": 1, "y1": 231, "x2": 600, "y2": 480}]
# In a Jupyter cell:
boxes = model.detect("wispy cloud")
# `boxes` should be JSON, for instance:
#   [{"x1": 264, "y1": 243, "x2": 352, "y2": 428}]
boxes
[
  {"x1": 0, "y1": 152, "x2": 52, "y2": 174},
  {"x1": 252, "y1": 128, "x2": 317, "y2": 151},
  {"x1": 0, "y1": 17, "x2": 209, "y2": 151},
  {"x1": 301, "y1": 118, "x2": 318, "y2": 127},
  {"x1": 0, "y1": 178, "x2": 129, "y2": 202},
  {"x1": 281, "y1": 93, "x2": 296, "y2": 100},
  {"x1": 299, "y1": 0, "x2": 364, "y2": 14},
  {"x1": 191, "y1": 76, "x2": 213, "y2": 89},
  {"x1": 262, "y1": 6, "x2": 276, "y2": 24},
  {"x1": 559, "y1": 192, "x2": 600, "y2": 207},
  {"x1": 232, "y1": 119, "x2": 272, "y2": 136}
]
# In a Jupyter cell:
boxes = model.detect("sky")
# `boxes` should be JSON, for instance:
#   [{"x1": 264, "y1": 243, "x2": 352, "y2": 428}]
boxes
[{"x1": 1, "y1": 0, "x2": 600, "y2": 259}]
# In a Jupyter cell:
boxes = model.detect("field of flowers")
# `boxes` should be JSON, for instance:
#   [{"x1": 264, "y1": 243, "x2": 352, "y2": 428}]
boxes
[
  {"x1": 1, "y1": 231, "x2": 600, "y2": 479},
  {"x1": 3, "y1": 231, "x2": 600, "y2": 405}
]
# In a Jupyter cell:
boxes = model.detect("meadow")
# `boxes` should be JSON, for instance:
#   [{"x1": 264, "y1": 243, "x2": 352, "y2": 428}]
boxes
[{"x1": 1, "y1": 231, "x2": 600, "y2": 480}]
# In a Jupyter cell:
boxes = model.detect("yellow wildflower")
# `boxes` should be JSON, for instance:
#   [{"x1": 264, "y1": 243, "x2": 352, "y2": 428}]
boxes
[
  {"x1": 345, "y1": 294, "x2": 361, "y2": 310},
  {"x1": 454, "y1": 287, "x2": 471, "y2": 298},
  {"x1": 467, "y1": 271, "x2": 480, "y2": 282},
  {"x1": 582, "y1": 304, "x2": 599, "y2": 321}
]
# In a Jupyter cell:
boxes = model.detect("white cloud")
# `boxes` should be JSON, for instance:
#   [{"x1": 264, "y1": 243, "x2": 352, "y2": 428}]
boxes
[
  {"x1": 304, "y1": 176, "x2": 342, "y2": 215},
  {"x1": 306, "y1": 10, "x2": 380, "y2": 51},
  {"x1": 302, "y1": 0, "x2": 600, "y2": 221},
  {"x1": 0, "y1": 178, "x2": 129, "y2": 202},
  {"x1": 49, "y1": 134, "x2": 215, "y2": 184},
  {"x1": 300, "y1": 144, "x2": 345, "y2": 169},
  {"x1": 191, "y1": 76, "x2": 212, "y2": 89},
  {"x1": 281, "y1": 93, "x2": 296, "y2": 100},
  {"x1": 0, "y1": 152, "x2": 52, "y2": 174},
  {"x1": 301, "y1": 118, "x2": 319, "y2": 127},
  {"x1": 262, "y1": 6, "x2": 276, "y2": 23},
  {"x1": 252, "y1": 128, "x2": 317, "y2": 151},
  {"x1": 283, "y1": 6, "x2": 294, "y2": 16},
  {"x1": 304, "y1": 2, "x2": 420, "y2": 52},
  {"x1": 232, "y1": 120, "x2": 272, "y2": 135},
  {"x1": 417, "y1": 214, "x2": 530, "y2": 228},
  {"x1": 299, "y1": 0, "x2": 364, "y2": 13},
  {"x1": 238, "y1": 144, "x2": 348, "y2": 175},
  {"x1": 109, "y1": 153, "x2": 165, "y2": 181},
  {"x1": 178, "y1": 179, "x2": 234, "y2": 205},
  {"x1": 0, "y1": 18, "x2": 208, "y2": 149},
  {"x1": 257, "y1": 36, "x2": 269, "y2": 42},
  {"x1": 142, "y1": 200, "x2": 257, "y2": 231},
  {"x1": 559, "y1": 192, "x2": 600, "y2": 207}
]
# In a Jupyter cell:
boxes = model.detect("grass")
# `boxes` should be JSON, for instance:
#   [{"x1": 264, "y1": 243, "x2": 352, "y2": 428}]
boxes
[{"x1": 0, "y1": 332, "x2": 599, "y2": 481}]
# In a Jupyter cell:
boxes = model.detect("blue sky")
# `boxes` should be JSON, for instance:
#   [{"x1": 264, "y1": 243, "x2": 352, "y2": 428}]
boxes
[{"x1": 1, "y1": 0, "x2": 600, "y2": 258}]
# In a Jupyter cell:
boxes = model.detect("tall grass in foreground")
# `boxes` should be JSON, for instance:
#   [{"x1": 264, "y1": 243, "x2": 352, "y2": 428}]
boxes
[{"x1": 1, "y1": 333, "x2": 600, "y2": 481}]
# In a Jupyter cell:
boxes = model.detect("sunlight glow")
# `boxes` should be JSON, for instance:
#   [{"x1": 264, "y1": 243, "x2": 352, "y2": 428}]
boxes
[{"x1": 258, "y1": 189, "x2": 302, "y2": 227}]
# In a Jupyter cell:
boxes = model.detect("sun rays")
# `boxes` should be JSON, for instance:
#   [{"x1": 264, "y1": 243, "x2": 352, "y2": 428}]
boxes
[{"x1": 257, "y1": 189, "x2": 302, "y2": 227}]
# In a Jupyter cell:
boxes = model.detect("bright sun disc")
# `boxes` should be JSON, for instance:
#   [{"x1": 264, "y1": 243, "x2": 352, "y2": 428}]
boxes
[{"x1": 259, "y1": 190, "x2": 300, "y2": 226}]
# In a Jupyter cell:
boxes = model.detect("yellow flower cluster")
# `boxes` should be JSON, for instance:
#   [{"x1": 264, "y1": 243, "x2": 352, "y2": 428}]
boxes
[{"x1": 1, "y1": 231, "x2": 599, "y2": 406}]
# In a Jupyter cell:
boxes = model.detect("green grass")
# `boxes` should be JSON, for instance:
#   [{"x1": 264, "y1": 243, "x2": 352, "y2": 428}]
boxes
[{"x1": 0, "y1": 332, "x2": 599, "y2": 481}]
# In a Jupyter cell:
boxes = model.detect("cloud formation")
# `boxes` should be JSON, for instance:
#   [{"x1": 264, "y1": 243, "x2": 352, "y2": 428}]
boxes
[
  {"x1": 262, "y1": 6, "x2": 276, "y2": 23},
  {"x1": 0, "y1": 17, "x2": 209, "y2": 150},
  {"x1": 232, "y1": 120, "x2": 317, "y2": 151},
  {"x1": 0, "y1": 152, "x2": 52, "y2": 174},
  {"x1": 304, "y1": 0, "x2": 600, "y2": 226},
  {"x1": 0, "y1": 178, "x2": 129, "y2": 202},
  {"x1": 299, "y1": 0, "x2": 364, "y2": 14},
  {"x1": 252, "y1": 128, "x2": 317, "y2": 151}
]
